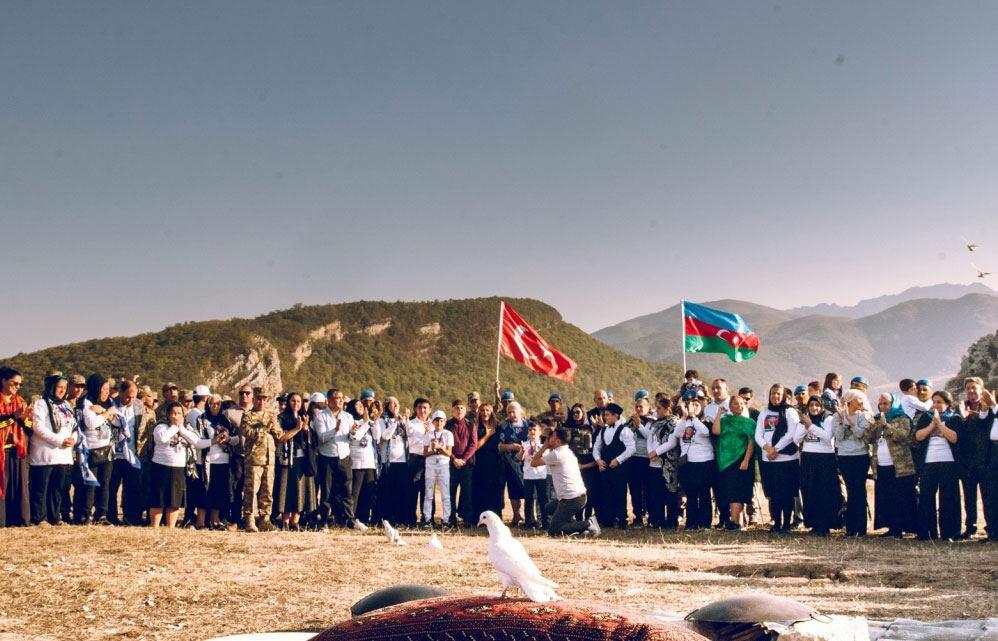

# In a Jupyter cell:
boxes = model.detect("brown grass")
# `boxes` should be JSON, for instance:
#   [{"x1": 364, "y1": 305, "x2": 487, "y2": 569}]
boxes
[{"x1": 2, "y1": 524, "x2": 995, "y2": 641}]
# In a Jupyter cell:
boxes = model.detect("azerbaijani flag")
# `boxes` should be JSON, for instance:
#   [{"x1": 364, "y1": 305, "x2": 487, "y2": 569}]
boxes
[{"x1": 683, "y1": 300, "x2": 759, "y2": 362}]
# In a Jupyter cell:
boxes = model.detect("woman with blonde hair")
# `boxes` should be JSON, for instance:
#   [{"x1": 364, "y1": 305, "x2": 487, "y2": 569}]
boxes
[{"x1": 834, "y1": 388, "x2": 872, "y2": 536}]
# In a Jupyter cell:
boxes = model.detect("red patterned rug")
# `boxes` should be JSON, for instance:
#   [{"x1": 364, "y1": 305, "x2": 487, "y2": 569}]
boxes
[{"x1": 312, "y1": 595, "x2": 707, "y2": 641}]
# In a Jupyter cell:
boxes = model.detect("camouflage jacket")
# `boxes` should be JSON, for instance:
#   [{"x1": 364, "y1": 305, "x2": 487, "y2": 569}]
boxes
[
  {"x1": 238, "y1": 410, "x2": 284, "y2": 466},
  {"x1": 862, "y1": 414, "x2": 915, "y2": 478}
]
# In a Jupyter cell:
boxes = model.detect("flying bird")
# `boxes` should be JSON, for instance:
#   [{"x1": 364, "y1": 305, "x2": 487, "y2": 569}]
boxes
[
  {"x1": 972, "y1": 262, "x2": 991, "y2": 278},
  {"x1": 962, "y1": 236, "x2": 979, "y2": 252},
  {"x1": 478, "y1": 511, "x2": 561, "y2": 603},
  {"x1": 382, "y1": 520, "x2": 406, "y2": 546},
  {"x1": 428, "y1": 532, "x2": 444, "y2": 550}
]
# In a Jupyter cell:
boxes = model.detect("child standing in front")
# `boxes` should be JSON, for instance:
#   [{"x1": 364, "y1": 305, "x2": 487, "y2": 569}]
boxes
[
  {"x1": 422, "y1": 410, "x2": 453, "y2": 528},
  {"x1": 520, "y1": 422, "x2": 551, "y2": 529}
]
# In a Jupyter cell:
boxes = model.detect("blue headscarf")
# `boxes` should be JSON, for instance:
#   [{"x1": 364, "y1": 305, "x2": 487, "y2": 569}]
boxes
[{"x1": 877, "y1": 393, "x2": 906, "y2": 422}]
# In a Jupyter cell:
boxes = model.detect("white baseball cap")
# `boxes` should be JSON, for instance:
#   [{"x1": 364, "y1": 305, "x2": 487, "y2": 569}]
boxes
[
  {"x1": 431, "y1": 410, "x2": 447, "y2": 421},
  {"x1": 309, "y1": 392, "x2": 327, "y2": 403},
  {"x1": 193, "y1": 385, "x2": 211, "y2": 396}
]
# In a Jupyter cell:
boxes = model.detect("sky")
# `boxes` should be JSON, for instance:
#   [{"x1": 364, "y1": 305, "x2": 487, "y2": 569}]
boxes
[{"x1": 3, "y1": 2, "x2": 998, "y2": 357}]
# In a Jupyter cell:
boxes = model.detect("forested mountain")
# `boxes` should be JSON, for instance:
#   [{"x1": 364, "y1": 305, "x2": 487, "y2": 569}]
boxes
[{"x1": 2, "y1": 298, "x2": 682, "y2": 410}]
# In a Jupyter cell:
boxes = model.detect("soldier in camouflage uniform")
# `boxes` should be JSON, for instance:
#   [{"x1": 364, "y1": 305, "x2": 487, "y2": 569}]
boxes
[
  {"x1": 533, "y1": 392, "x2": 569, "y2": 433},
  {"x1": 238, "y1": 386, "x2": 284, "y2": 532}
]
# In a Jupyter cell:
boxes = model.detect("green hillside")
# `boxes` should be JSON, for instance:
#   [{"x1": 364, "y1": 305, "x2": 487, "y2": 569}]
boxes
[{"x1": 2, "y1": 297, "x2": 682, "y2": 412}]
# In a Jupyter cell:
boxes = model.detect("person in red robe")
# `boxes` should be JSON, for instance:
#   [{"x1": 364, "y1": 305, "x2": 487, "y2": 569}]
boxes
[{"x1": 0, "y1": 367, "x2": 31, "y2": 526}]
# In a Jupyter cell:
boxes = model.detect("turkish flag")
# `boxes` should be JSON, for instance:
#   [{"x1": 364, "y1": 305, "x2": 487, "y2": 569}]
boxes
[{"x1": 499, "y1": 303, "x2": 578, "y2": 383}]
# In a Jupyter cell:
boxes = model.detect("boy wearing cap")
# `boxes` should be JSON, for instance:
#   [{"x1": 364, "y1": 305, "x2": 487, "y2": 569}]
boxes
[
  {"x1": 593, "y1": 403, "x2": 635, "y2": 529},
  {"x1": 899, "y1": 379, "x2": 933, "y2": 421},
  {"x1": 422, "y1": 410, "x2": 454, "y2": 528}
]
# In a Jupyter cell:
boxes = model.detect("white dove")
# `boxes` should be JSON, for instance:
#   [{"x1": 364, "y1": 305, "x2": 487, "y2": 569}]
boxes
[
  {"x1": 478, "y1": 510, "x2": 561, "y2": 603},
  {"x1": 428, "y1": 532, "x2": 444, "y2": 550},
  {"x1": 382, "y1": 520, "x2": 406, "y2": 546}
]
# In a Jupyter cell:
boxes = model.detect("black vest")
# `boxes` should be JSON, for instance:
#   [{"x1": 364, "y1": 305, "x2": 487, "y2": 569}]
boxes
[{"x1": 601, "y1": 424, "x2": 625, "y2": 462}]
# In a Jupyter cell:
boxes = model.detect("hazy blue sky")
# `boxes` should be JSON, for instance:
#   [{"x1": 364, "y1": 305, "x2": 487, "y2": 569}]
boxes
[{"x1": 3, "y1": 2, "x2": 997, "y2": 356}]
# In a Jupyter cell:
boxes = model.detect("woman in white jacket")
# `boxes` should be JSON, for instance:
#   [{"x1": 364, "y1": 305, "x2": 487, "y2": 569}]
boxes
[
  {"x1": 150, "y1": 402, "x2": 215, "y2": 528},
  {"x1": 29, "y1": 374, "x2": 77, "y2": 525}
]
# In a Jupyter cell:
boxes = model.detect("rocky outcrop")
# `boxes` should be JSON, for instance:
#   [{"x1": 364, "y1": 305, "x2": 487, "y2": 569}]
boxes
[
  {"x1": 292, "y1": 321, "x2": 345, "y2": 371},
  {"x1": 204, "y1": 336, "x2": 283, "y2": 394},
  {"x1": 947, "y1": 330, "x2": 998, "y2": 392}
]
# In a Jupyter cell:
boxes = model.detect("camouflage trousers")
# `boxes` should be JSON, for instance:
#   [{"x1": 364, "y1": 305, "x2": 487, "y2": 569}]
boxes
[{"x1": 242, "y1": 464, "x2": 275, "y2": 521}]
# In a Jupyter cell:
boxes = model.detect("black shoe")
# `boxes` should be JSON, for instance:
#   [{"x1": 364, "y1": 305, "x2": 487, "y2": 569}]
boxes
[
  {"x1": 94, "y1": 516, "x2": 112, "y2": 526},
  {"x1": 723, "y1": 521, "x2": 741, "y2": 531}
]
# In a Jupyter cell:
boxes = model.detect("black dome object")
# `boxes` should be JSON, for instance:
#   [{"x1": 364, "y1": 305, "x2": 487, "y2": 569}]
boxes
[
  {"x1": 350, "y1": 585, "x2": 452, "y2": 617},
  {"x1": 686, "y1": 594, "x2": 819, "y2": 624}
]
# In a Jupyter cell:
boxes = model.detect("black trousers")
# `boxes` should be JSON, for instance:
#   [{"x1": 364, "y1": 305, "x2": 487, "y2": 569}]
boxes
[
  {"x1": 406, "y1": 455, "x2": 425, "y2": 526},
  {"x1": 959, "y1": 467, "x2": 982, "y2": 532},
  {"x1": 229, "y1": 458, "x2": 245, "y2": 525},
  {"x1": 837, "y1": 454, "x2": 870, "y2": 535},
  {"x1": 351, "y1": 468, "x2": 376, "y2": 524},
  {"x1": 1, "y1": 449, "x2": 29, "y2": 527},
  {"x1": 984, "y1": 455, "x2": 998, "y2": 541},
  {"x1": 60, "y1": 464, "x2": 73, "y2": 522},
  {"x1": 449, "y1": 462, "x2": 474, "y2": 524},
  {"x1": 332, "y1": 456, "x2": 355, "y2": 524},
  {"x1": 918, "y1": 461, "x2": 961, "y2": 539},
  {"x1": 29, "y1": 465, "x2": 66, "y2": 525},
  {"x1": 626, "y1": 457, "x2": 648, "y2": 521},
  {"x1": 524, "y1": 477, "x2": 551, "y2": 526},
  {"x1": 598, "y1": 465, "x2": 628, "y2": 527},
  {"x1": 380, "y1": 462, "x2": 410, "y2": 525},
  {"x1": 315, "y1": 454, "x2": 337, "y2": 512},
  {"x1": 646, "y1": 467, "x2": 667, "y2": 527},
  {"x1": 577, "y1": 465, "x2": 601, "y2": 520},
  {"x1": 108, "y1": 459, "x2": 142, "y2": 524},
  {"x1": 545, "y1": 495, "x2": 589, "y2": 536},
  {"x1": 74, "y1": 459, "x2": 113, "y2": 521}
]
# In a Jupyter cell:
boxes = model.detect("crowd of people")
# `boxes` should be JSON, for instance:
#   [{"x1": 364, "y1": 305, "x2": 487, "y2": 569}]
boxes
[{"x1": 1, "y1": 365, "x2": 996, "y2": 542}]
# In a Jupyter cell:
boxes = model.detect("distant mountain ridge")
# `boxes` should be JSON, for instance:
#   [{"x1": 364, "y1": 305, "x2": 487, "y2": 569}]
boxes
[
  {"x1": 2, "y1": 298, "x2": 682, "y2": 410},
  {"x1": 786, "y1": 282, "x2": 995, "y2": 318},
  {"x1": 593, "y1": 290, "x2": 998, "y2": 394}
]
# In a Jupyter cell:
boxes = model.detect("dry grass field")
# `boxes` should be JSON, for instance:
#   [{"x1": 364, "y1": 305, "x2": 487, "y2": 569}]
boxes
[{"x1": 2, "y1": 523, "x2": 995, "y2": 641}]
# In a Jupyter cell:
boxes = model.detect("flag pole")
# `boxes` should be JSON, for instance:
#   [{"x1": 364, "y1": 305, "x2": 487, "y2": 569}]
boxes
[
  {"x1": 495, "y1": 300, "x2": 504, "y2": 384},
  {"x1": 680, "y1": 299, "x2": 687, "y2": 374}
]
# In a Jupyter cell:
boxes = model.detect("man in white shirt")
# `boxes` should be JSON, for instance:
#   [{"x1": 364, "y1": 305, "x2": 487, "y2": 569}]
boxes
[
  {"x1": 532, "y1": 426, "x2": 599, "y2": 537},
  {"x1": 186, "y1": 385, "x2": 211, "y2": 428},
  {"x1": 406, "y1": 398, "x2": 432, "y2": 526},
  {"x1": 593, "y1": 403, "x2": 635, "y2": 530},
  {"x1": 313, "y1": 388, "x2": 355, "y2": 527}
]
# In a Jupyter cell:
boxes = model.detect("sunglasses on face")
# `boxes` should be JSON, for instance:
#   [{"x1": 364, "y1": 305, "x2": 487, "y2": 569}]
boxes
[
  {"x1": 9, "y1": 381, "x2": 22, "y2": 387},
  {"x1": 239, "y1": 391, "x2": 252, "y2": 396}
]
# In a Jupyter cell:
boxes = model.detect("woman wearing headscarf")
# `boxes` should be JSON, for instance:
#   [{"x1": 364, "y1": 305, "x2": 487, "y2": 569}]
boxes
[
  {"x1": 194, "y1": 394, "x2": 238, "y2": 530},
  {"x1": 272, "y1": 392, "x2": 315, "y2": 530},
  {"x1": 29, "y1": 373, "x2": 77, "y2": 525},
  {"x1": 74, "y1": 373, "x2": 118, "y2": 524},
  {"x1": 862, "y1": 393, "x2": 917, "y2": 538},
  {"x1": 712, "y1": 394, "x2": 756, "y2": 530},
  {"x1": 755, "y1": 384, "x2": 801, "y2": 533},
  {"x1": 0, "y1": 367, "x2": 31, "y2": 527},
  {"x1": 472, "y1": 403, "x2": 503, "y2": 522},
  {"x1": 794, "y1": 396, "x2": 842, "y2": 536},
  {"x1": 913, "y1": 390, "x2": 962, "y2": 540},
  {"x1": 834, "y1": 389, "x2": 872, "y2": 537},
  {"x1": 377, "y1": 396, "x2": 409, "y2": 526}
]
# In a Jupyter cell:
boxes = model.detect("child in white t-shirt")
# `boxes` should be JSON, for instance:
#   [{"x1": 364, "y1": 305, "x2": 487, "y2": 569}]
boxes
[
  {"x1": 520, "y1": 422, "x2": 551, "y2": 529},
  {"x1": 422, "y1": 410, "x2": 454, "y2": 527}
]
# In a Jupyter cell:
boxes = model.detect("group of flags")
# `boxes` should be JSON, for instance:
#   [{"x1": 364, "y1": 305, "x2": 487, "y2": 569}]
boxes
[{"x1": 497, "y1": 299, "x2": 759, "y2": 383}]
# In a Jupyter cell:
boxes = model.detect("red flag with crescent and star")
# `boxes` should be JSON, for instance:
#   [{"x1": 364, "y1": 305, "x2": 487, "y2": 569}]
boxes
[{"x1": 499, "y1": 302, "x2": 578, "y2": 383}]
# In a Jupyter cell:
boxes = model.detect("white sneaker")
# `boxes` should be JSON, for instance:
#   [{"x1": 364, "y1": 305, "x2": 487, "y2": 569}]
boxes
[
  {"x1": 353, "y1": 519, "x2": 369, "y2": 532},
  {"x1": 587, "y1": 516, "x2": 601, "y2": 537}
]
